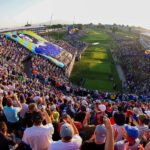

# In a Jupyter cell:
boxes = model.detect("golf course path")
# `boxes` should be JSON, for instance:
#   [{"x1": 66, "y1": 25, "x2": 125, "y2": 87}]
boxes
[{"x1": 110, "y1": 49, "x2": 126, "y2": 85}]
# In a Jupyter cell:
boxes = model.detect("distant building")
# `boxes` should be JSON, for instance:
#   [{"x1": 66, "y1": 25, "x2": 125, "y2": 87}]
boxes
[{"x1": 0, "y1": 25, "x2": 47, "y2": 34}]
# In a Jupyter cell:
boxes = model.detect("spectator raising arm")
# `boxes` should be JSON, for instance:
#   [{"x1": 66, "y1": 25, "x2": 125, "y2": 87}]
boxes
[
  {"x1": 65, "y1": 115, "x2": 79, "y2": 135},
  {"x1": 82, "y1": 112, "x2": 90, "y2": 126},
  {"x1": 14, "y1": 94, "x2": 22, "y2": 109},
  {"x1": 43, "y1": 109, "x2": 52, "y2": 124},
  {"x1": 104, "y1": 117, "x2": 114, "y2": 150}
]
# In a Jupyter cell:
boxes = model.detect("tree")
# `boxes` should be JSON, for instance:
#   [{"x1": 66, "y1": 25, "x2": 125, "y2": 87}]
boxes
[{"x1": 48, "y1": 24, "x2": 63, "y2": 29}]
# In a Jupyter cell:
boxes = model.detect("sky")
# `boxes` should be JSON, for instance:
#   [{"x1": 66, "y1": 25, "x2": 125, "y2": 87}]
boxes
[{"x1": 0, "y1": 0, "x2": 150, "y2": 29}]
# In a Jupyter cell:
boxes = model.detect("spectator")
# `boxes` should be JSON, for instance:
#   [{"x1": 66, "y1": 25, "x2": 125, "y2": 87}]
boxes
[
  {"x1": 48, "y1": 116, "x2": 82, "y2": 150},
  {"x1": 112, "y1": 112, "x2": 126, "y2": 142},
  {"x1": 3, "y1": 95, "x2": 22, "y2": 133},
  {"x1": 19, "y1": 95, "x2": 28, "y2": 119},
  {"x1": 23, "y1": 103, "x2": 37, "y2": 127},
  {"x1": 81, "y1": 124, "x2": 106, "y2": 150},
  {"x1": 22, "y1": 110, "x2": 54, "y2": 150},
  {"x1": 0, "y1": 121, "x2": 16, "y2": 150},
  {"x1": 115, "y1": 125, "x2": 141, "y2": 150}
]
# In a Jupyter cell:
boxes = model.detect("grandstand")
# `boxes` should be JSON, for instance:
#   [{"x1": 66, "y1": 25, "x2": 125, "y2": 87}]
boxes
[
  {"x1": 0, "y1": 25, "x2": 47, "y2": 34},
  {"x1": 0, "y1": 25, "x2": 150, "y2": 150}
]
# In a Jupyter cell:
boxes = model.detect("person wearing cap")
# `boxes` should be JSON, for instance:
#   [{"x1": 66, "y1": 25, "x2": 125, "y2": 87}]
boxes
[
  {"x1": 22, "y1": 110, "x2": 54, "y2": 150},
  {"x1": 95, "y1": 104, "x2": 106, "y2": 125},
  {"x1": 48, "y1": 116, "x2": 82, "y2": 150},
  {"x1": 81, "y1": 124, "x2": 106, "y2": 150},
  {"x1": 81, "y1": 116, "x2": 114, "y2": 150},
  {"x1": 115, "y1": 125, "x2": 142, "y2": 150}
]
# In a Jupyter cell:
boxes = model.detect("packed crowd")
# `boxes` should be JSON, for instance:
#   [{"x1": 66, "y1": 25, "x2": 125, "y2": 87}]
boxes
[
  {"x1": 112, "y1": 34, "x2": 150, "y2": 96},
  {"x1": 0, "y1": 33, "x2": 150, "y2": 150},
  {"x1": 54, "y1": 40, "x2": 78, "y2": 55},
  {"x1": 65, "y1": 35, "x2": 87, "y2": 53},
  {"x1": 0, "y1": 34, "x2": 72, "y2": 84}
]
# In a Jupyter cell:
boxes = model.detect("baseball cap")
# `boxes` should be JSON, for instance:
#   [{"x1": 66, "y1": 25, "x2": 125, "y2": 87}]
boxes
[
  {"x1": 60, "y1": 123, "x2": 73, "y2": 138},
  {"x1": 95, "y1": 125, "x2": 107, "y2": 143},
  {"x1": 98, "y1": 104, "x2": 106, "y2": 112},
  {"x1": 51, "y1": 105, "x2": 56, "y2": 111},
  {"x1": 125, "y1": 125, "x2": 139, "y2": 140}
]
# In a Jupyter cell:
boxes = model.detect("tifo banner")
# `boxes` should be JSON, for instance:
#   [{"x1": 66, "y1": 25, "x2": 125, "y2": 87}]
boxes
[
  {"x1": 5, "y1": 31, "x2": 36, "y2": 52},
  {"x1": 22, "y1": 30, "x2": 47, "y2": 43},
  {"x1": 5, "y1": 31, "x2": 72, "y2": 68}
]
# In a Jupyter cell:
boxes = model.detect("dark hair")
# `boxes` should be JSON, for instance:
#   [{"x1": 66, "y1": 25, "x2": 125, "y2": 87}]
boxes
[
  {"x1": 138, "y1": 115, "x2": 146, "y2": 124},
  {"x1": 118, "y1": 106, "x2": 124, "y2": 112},
  {"x1": 6, "y1": 98, "x2": 13, "y2": 107},
  {"x1": 80, "y1": 105, "x2": 86, "y2": 112},
  {"x1": 63, "y1": 136, "x2": 72, "y2": 141},
  {"x1": 64, "y1": 99, "x2": 68, "y2": 104},
  {"x1": 20, "y1": 95, "x2": 26, "y2": 103},
  {"x1": 32, "y1": 111, "x2": 43, "y2": 125},
  {"x1": 114, "y1": 112, "x2": 125, "y2": 126},
  {"x1": 28, "y1": 93, "x2": 32, "y2": 97}
]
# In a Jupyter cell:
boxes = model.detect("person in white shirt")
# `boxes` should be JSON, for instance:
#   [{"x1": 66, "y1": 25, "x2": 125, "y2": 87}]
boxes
[
  {"x1": 22, "y1": 109, "x2": 54, "y2": 150},
  {"x1": 48, "y1": 116, "x2": 82, "y2": 150}
]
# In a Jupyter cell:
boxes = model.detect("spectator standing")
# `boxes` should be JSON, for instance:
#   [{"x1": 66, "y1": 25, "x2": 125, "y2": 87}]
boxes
[
  {"x1": 48, "y1": 116, "x2": 82, "y2": 150},
  {"x1": 22, "y1": 110, "x2": 54, "y2": 150}
]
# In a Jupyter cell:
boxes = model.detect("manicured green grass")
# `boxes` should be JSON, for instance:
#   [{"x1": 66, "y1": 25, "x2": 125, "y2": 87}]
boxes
[{"x1": 71, "y1": 29, "x2": 121, "y2": 91}]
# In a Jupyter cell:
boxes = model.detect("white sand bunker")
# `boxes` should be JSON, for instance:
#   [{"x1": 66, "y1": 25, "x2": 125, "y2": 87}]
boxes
[{"x1": 92, "y1": 42, "x2": 99, "y2": 45}]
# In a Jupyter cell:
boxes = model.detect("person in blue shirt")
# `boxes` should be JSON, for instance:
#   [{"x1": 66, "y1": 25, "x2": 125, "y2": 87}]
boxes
[{"x1": 3, "y1": 94, "x2": 22, "y2": 133}]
